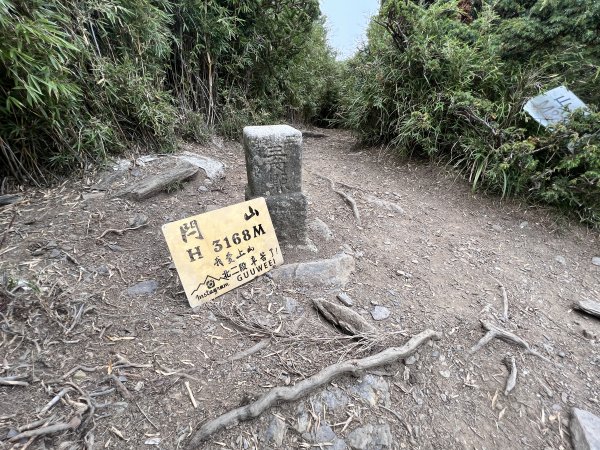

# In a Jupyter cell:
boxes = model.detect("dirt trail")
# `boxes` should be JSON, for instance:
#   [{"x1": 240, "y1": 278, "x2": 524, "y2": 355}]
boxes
[{"x1": 0, "y1": 129, "x2": 599, "y2": 450}]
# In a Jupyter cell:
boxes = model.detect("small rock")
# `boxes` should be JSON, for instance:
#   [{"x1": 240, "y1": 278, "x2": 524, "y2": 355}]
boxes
[
  {"x1": 570, "y1": 408, "x2": 600, "y2": 450},
  {"x1": 144, "y1": 437, "x2": 161, "y2": 445},
  {"x1": 127, "y1": 280, "x2": 158, "y2": 296},
  {"x1": 95, "y1": 265, "x2": 110, "y2": 276},
  {"x1": 558, "y1": 351, "x2": 566, "y2": 358},
  {"x1": 592, "y1": 257, "x2": 600, "y2": 267},
  {"x1": 337, "y1": 292, "x2": 354, "y2": 307},
  {"x1": 197, "y1": 185, "x2": 209, "y2": 192},
  {"x1": 347, "y1": 424, "x2": 393, "y2": 450},
  {"x1": 128, "y1": 213, "x2": 148, "y2": 228},
  {"x1": 48, "y1": 249, "x2": 62, "y2": 259},
  {"x1": 582, "y1": 329, "x2": 597, "y2": 340},
  {"x1": 351, "y1": 375, "x2": 390, "y2": 407},
  {"x1": 308, "y1": 218, "x2": 334, "y2": 241},
  {"x1": 115, "y1": 162, "x2": 198, "y2": 200},
  {"x1": 492, "y1": 224, "x2": 503, "y2": 232},
  {"x1": 284, "y1": 297, "x2": 300, "y2": 314},
  {"x1": 371, "y1": 306, "x2": 390, "y2": 321},
  {"x1": 405, "y1": 355, "x2": 418, "y2": 365},
  {"x1": 262, "y1": 415, "x2": 287, "y2": 446},
  {"x1": 519, "y1": 221, "x2": 529, "y2": 229},
  {"x1": 555, "y1": 256, "x2": 567, "y2": 265},
  {"x1": 439, "y1": 370, "x2": 451, "y2": 378},
  {"x1": 396, "y1": 270, "x2": 412, "y2": 278},
  {"x1": 107, "y1": 243, "x2": 124, "y2": 252}
]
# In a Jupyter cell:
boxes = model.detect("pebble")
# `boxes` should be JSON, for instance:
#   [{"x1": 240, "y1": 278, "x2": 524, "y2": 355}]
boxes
[
  {"x1": 337, "y1": 292, "x2": 354, "y2": 307},
  {"x1": 371, "y1": 306, "x2": 390, "y2": 321},
  {"x1": 127, "y1": 280, "x2": 159, "y2": 296},
  {"x1": 405, "y1": 354, "x2": 418, "y2": 365},
  {"x1": 592, "y1": 257, "x2": 600, "y2": 266},
  {"x1": 197, "y1": 186, "x2": 209, "y2": 192},
  {"x1": 555, "y1": 255, "x2": 567, "y2": 265},
  {"x1": 439, "y1": 370, "x2": 451, "y2": 378},
  {"x1": 128, "y1": 213, "x2": 148, "y2": 228}
]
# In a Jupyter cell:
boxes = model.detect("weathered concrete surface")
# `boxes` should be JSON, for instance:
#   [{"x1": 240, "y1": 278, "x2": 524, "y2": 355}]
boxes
[
  {"x1": 244, "y1": 125, "x2": 302, "y2": 195},
  {"x1": 571, "y1": 408, "x2": 600, "y2": 450},
  {"x1": 269, "y1": 253, "x2": 354, "y2": 287}
]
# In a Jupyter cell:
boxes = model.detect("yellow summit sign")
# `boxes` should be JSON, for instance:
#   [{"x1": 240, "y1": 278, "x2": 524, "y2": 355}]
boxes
[{"x1": 162, "y1": 197, "x2": 283, "y2": 308}]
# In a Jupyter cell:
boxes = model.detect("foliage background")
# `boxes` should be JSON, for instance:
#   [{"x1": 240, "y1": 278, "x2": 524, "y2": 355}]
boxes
[
  {"x1": 338, "y1": 0, "x2": 600, "y2": 226},
  {"x1": 0, "y1": 0, "x2": 336, "y2": 183}
]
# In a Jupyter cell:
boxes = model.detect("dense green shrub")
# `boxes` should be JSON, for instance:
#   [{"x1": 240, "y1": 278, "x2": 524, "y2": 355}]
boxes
[
  {"x1": 339, "y1": 0, "x2": 600, "y2": 226},
  {"x1": 0, "y1": 0, "x2": 336, "y2": 181}
]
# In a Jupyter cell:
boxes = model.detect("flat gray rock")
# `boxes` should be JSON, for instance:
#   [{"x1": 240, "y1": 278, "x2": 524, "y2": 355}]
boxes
[
  {"x1": 571, "y1": 408, "x2": 600, "y2": 450},
  {"x1": 262, "y1": 415, "x2": 286, "y2": 447},
  {"x1": 364, "y1": 195, "x2": 404, "y2": 214},
  {"x1": 176, "y1": 151, "x2": 225, "y2": 179},
  {"x1": 270, "y1": 254, "x2": 354, "y2": 288},
  {"x1": 371, "y1": 306, "x2": 390, "y2": 321},
  {"x1": 127, "y1": 280, "x2": 158, "y2": 296},
  {"x1": 592, "y1": 257, "x2": 600, "y2": 267},
  {"x1": 309, "y1": 218, "x2": 334, "y2": 241},
  {"x1": 337, "y1": 292, "x2": 354, "y2": 307},
  {"x1": 115, "y1": 162, "x2": 198, "y2": 200},
  {"x1": 347, "y1": 424, "x2": 393, "y2": 450},
  {"x1": 302, "y1": 425, "x2": 346, "y2": 450}
]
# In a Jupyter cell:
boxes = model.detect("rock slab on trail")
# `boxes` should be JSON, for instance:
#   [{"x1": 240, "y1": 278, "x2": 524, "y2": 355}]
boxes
[
  {"x1": 115, "y1": 162, "x2": 198, "y2": 200},
  {"x1": 269, "y1": 253, "x2": 355, "y2": 287},
  {"x1": 176, "y1": 151, "x2": 225, "y2": 179},
  {"x1": 571, "y1": 408, "x2": 600, "y2": 450}
]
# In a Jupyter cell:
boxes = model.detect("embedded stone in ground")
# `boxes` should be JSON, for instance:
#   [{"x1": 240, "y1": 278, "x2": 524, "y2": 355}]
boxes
[
  {"x1": 261, "y1": 415, "x2": 287, "y2": 447},
  {"x1": 570, "y1": 408, "x2": 600, "y2": 450},
  {"x1": 115, "y1": 162, "x2": 198, "y2": 200},
  {"x1": 127, "y1": 280, "x2": 158, "y2": 296},
  {"x1": 346, "y1": 424, "x2": 393, "y2": 450},
  {"x1": 269, "y1": 253, "x2": 355, "y2": 287},
  {"x1": 309, "y1": 218, "x2": 334, "y2": 241}
]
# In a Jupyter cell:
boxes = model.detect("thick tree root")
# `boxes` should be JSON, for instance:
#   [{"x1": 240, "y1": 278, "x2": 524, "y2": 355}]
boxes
[
  {"x1": 470, "y1": 321, "x2": 553, "y2": 364},
  {"x1": 185, "y1": 329, "x2": 441, "y2": 449}
]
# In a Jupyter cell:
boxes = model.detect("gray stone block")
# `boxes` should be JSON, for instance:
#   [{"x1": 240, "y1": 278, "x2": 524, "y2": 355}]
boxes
[
  {"x1": 244, "y1": 125, "x2": 303, "y2": 196},
  {"x1": 571, "y1": 408, "x2": 600, "y2": 450},
  {"x1": 265, "y1": 192, "x2": 307, "y2": 243}
]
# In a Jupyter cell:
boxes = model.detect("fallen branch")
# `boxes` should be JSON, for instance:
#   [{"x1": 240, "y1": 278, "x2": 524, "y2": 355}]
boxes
[
  {"x1": 470, "y1": 321, "x2": 553, "y2": 364},
  {"x1": 503, "y1": 356, "x2": 517, "y2": 396},
  {"x1": 573, "y1": 300, "x2": 600, "y2": 319},
  {"x1": 313, "y1": 298, "x2": 375, "y2": 335},
  {"x1": 96, "y1": 223, "x2": 147, "y2": 240},
  {"x1": 39, "y1": 388, "x2": 72, "y2": 415},
  {"x1": 111, "y1": 374, "x2": 133, "y2": 400},
  {"x1": 185, "y1": 329, "x2": 440, "y2": 448},
  {"x1": 8, "y1": 416, "x2": 81, "y2": 442}
]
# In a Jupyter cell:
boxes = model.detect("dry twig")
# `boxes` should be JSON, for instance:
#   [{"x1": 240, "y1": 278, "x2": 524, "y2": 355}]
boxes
[
  {"x1": 96, "y1": 223, "x2": 147, "y2": 240},
  {"x1": 185, "y1": 329, "x2": 440, "y2": 448}
]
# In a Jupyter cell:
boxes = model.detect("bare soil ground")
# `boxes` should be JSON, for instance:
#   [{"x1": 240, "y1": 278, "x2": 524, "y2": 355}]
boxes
[{"x1": 1, "y1": 129, "x2": 599, "y2": 450}]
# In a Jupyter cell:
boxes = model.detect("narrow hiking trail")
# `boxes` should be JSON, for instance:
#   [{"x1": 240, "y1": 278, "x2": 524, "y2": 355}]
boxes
[{"x1": 0, "y1": 129, "x2": 599, "y2": 450}]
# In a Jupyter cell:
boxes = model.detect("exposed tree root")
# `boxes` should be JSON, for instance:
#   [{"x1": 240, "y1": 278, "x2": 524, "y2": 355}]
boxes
[
  {"x1": 8, "y1": 415, "x2": 81, "y2": 442},
  {"x1": 185, "y1": 329, "x2": 441, "y2": 448},
  {"x1": 503, "y1": 355, "x2": 517, "y2": 396},
  {"x1": 318, "y1": 174, "x2": 361, "y2": 225},
  {"x1": 470, "y1": 321, "x2": 553, "y2": 364}
]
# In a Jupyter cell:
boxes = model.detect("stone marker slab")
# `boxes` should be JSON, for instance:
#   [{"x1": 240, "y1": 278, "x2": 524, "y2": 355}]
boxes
[
  {"x1": 115, "y1": 162, "x2": 198, "y2": 200},
  {"x1": 571, "y1": 408, "x2": 600, "y2": 450},
  {"x1": 162, "y1": 197, "x2": 283, "y2": 308},
  {"x1": 244, "y1": 125, "x2": 302, "y2": 195},
  {"x1": 269, "y1": 253, "x2": 354, "y2": 288}
]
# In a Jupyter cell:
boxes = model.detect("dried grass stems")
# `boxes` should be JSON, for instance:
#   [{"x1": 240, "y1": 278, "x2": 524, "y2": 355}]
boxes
[{"x1": 212, "y1": 303, "x2": 407, "y2": 363}]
